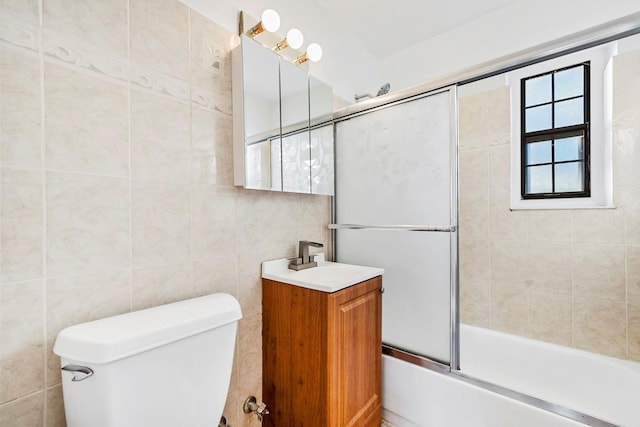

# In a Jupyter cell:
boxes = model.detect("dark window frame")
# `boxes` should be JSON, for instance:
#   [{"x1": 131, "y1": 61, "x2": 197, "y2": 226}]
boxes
[{"x1": 520, "y1": 62, "x2": 591, "y2": 199}]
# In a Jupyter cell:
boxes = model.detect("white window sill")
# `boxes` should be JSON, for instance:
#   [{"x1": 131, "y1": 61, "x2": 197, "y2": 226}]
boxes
[{"x1": 509, "y1": 202, "x2": 616, "y2": 211}]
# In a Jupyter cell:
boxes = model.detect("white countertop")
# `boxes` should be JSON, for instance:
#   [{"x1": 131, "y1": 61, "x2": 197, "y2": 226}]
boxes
[{"x1": 262, "y1": 254, "x2": 384, "y2": 293}]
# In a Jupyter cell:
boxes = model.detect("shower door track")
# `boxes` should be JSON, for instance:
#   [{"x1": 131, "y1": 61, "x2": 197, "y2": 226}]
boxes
[{"x1": 382, "y1": 344, "x2": 620, "y2": 427}]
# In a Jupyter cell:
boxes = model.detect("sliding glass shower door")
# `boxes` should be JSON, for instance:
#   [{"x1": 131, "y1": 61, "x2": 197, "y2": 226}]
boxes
[{"x1": 333, "y1": 88, "x2": 458, "y2": 365}]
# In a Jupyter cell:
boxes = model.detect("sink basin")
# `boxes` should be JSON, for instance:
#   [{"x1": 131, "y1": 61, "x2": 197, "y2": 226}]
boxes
[{"x1": 262, "y1": 254, "x2": 384, "y2": 293}]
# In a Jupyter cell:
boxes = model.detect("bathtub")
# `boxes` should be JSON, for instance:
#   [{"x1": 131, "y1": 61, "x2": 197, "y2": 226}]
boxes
[{"x1": 382, "y1": 324, "x2": 640, "y2": 427}]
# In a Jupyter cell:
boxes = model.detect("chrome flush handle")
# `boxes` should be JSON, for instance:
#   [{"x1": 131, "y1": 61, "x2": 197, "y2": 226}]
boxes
[{"x1": 61, "y1": 365, "x2": 94, "y2": 382}]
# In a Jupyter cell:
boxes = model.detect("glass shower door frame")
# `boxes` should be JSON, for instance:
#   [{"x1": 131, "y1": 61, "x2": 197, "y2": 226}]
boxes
[{"x1": 330, "y1": 85, "x2": 460, "y2": 371}]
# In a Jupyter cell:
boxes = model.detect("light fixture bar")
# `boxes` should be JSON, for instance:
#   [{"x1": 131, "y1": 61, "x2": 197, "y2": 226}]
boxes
[{"x1": 239, "y1": 10, "x2": 322, "y2": 65}]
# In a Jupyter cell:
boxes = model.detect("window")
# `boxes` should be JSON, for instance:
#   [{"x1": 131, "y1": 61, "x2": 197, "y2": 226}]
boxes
[
  {"x1": 521, "y1": 63, "x2": 590, "y2": 199},
  {"x1": 509, "y1": 44, "x2": 614, "y2": 210}
]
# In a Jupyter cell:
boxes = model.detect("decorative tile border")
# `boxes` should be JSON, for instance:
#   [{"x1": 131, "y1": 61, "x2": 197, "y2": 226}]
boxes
[
  {"x1": 43, "y1": 31, "x2": 129, "y2": 83},
  {"x1": 131, "y1": 63, "x2": 190, "y2": 104},
  {"x1": 190, "y1": 37, "x2": 232, "y2": 114},
  {"x1": 0, "y1": 13, "x2": 40, "y2": 53},
  {"x1": 193, "y1": 42, "x2": 227, "y2": 78},
  {"x1": 191, "y1": 81, "x2": 232, "y2": 115},
  {"x1": 1, "y1": 12, "x2": 232, "y2": 110}
]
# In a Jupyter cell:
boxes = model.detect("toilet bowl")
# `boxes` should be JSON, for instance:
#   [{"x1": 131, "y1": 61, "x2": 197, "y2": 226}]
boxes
[{"x1": 53, "y1": 293, "x2": 242, "y2": 427}]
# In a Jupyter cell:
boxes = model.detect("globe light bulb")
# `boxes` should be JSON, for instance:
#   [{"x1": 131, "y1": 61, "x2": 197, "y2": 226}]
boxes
[
  {"x1": 286, "y1": 28, "x2": 304, "y2": 50},
  {"x1": 307, "y1": 43, "x2": 323, "y2": 62},
  {"x1": 261, "y1": 9, "x2": 280, "y2": 33}
]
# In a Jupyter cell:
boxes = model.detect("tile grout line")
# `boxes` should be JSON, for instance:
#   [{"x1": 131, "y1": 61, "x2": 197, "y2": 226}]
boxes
[
  {"x1": 624, "y1": 183, "x2": 630, "y2": 358},
  {"x1": 486, "y1": 144, "x2": 493, "y2": 330},
  {"x1": 187, "y1": 7, "x2": 195, "y2": 299},
  {"x1": 125, "y1": 0, "x2": 133, "y2": 315},
  {"x1": 38, "y1": 1, "x2": 48, "y2": 422},
  {"x1": 626, "y1": 247, "x2": 630, "y2": 359},
  {"x1": 570, "y1": 209, "x2": 576, "y2": 350}
]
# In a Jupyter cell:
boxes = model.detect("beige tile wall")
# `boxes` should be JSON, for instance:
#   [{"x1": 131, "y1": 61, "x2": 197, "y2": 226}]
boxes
[
  {"x1": 459, "y1": 50, "x2": 640, "y2": 362},
  {"x1": 0, "y1": 1, "x2": 330, "y2": 426}
]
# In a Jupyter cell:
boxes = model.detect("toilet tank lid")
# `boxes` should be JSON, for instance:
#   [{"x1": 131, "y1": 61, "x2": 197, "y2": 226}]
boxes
[{"x1": 53, "y1": 293, "x2": 242, "y2": 364}]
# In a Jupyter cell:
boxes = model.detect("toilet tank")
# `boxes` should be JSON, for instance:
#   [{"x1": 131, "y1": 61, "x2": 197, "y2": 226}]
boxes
[{"x1": 54, "y1": 293, "x2": 242, "y2": 427}]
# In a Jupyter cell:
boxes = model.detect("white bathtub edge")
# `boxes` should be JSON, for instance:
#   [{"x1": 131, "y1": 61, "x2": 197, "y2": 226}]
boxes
[{"x1": 382, "y1": 354, "x2": 589, "y2": 427}]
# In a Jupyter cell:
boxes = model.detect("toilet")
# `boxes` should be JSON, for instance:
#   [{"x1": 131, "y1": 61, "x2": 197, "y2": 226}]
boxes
[{"x1": 53, "y1": 293, "x2": 242, "y2": 427}]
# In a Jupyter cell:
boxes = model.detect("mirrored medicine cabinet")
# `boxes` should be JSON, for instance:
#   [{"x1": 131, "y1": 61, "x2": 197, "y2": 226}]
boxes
[{"x1": 232, "y1": 34, "x2": 334, "y2": 195}]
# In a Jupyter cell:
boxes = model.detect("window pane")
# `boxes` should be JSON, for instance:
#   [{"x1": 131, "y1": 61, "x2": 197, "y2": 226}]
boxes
[
  {"x1": 526, "y1": 140, "x2": 552, "y2": 165},
  {"x1": 526, "y1": 164, "x2": 552, "y2": 194},
  {"x1": 525, "y1": 104, "x2": 552, "y2": 132},
  {"x1": 554, "y1": 98, "x2": 584, "y2": 128},
  {"x1": 525, "y1": 75, "x2": 552, "y2": 107},
  {"x1": 555, "y1": 162, "x2": 584, "y2": 192},
  {"x1": 554, "y1": 66, "x2": 584, "y2": 100},
  {"x1": 554, "y1": 136, "x2": 584, "y2": 162}
]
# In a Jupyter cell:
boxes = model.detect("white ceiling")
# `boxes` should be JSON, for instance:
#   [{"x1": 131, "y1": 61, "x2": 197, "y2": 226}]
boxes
[
  {"x1": 312, "y1": 0, "x2": 519, "y2": 57},
  {"x1": 182, "y1": 0, "x2": 640, "y2": 99}
]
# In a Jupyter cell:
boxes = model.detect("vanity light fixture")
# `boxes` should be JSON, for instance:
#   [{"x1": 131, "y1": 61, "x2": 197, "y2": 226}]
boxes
[
  {"x1": 294, "y1": 43, "x2": 323, "y2": 64},
  {"x1": 246, "y1": 9, "x2": 281, "y2": 38},
  {"x1": 239, "y1": 10, "x2": 323, "y2": 65},
  {"x1": 273, "y1": 28, "x2": 304, "y2": 52}
]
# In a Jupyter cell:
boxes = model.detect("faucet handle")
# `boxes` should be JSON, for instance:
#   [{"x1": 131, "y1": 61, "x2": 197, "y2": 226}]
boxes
[{"x1": 300, "y1": 240, "x2": 323, "y2": 248}]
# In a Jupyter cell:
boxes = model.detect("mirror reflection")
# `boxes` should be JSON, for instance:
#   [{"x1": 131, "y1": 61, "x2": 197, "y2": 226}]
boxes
[
  {"x1": 242, "y1": 36, "x2": 281, "y2": 190},
  {"x1": 281, "y1": 59, "x2": 311, "y2": 193},
  {"x1": 310, "y1": 124, "x2": 334, "y2": 195},
  {"x1": 309, "y1": 76, "x2": 334, "y2": 195}
]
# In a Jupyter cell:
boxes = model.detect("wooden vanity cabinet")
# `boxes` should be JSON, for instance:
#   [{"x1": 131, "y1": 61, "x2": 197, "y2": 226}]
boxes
[{"x1": 262, "y1": 276, "x2": 382, "y2": 427}]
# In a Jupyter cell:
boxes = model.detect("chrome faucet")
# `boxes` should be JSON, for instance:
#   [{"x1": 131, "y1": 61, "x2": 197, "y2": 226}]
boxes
[{"x1": 289, "y1": 240, "x2": 324, "y2": 271}]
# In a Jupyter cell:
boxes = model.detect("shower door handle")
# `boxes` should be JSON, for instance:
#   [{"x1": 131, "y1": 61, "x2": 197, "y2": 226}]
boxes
[{"x1": 329, "y1": 224, "x2": 456, "y2": 232}]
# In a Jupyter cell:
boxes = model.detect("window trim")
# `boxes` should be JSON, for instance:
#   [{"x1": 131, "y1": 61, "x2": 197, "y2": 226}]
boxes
[
  {"x1": 520, "y1": 62, "x2": 591, "y2": 199},
  {"x1": 508, "y1": 43, "x2": 615, "y2": 210}
]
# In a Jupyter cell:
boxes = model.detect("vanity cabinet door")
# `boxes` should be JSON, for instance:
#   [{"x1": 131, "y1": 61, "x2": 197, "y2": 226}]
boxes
[
  {"x1": 262, "y1": 276, "x2": 382, "y2": 427},
  {"x1": 328, "y1": 276, "x2": 382, "y2": 427}
]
